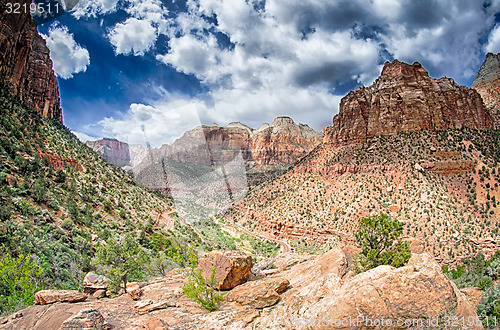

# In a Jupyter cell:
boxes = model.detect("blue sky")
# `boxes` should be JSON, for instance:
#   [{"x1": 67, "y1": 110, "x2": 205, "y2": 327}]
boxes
[{"x1": 37, "y1": 0, "x2": 500, "y2": 147}]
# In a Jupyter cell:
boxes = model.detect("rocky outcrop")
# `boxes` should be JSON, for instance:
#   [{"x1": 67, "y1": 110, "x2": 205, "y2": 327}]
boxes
[
  {"x1": 325, "y1": 60, "x2": 493, "y2": 145},
  {"x1": 34, "y1": 290, "x2": 87, "y2": 305},
  {"x1": 82, "y1": 272, "x2": 110, "y2": 294},
  {"x1": 249, "y1": 117, "x2": 322, "y2": 166},
  {"x1": 2, "y1": 250, "x2": 481, "y2": 329},
  {"x1": 198, "y1": 250, "x2": 253, "y2": 290},
  {"x1": 59, "y1": 308, "x2": 109, "y2": 330},
  {"x1": 225, "y1": 277, "x2": 290, "y2": 308},
  {"x1": 86, "y1": 138, "x2": 131, "y2": 167},
  {"x1": 0, "y1": 0, "x2": 62, "y2": 121},
  {"x1": 472, "y1": 52, "x2": 500, "y2": 129}
]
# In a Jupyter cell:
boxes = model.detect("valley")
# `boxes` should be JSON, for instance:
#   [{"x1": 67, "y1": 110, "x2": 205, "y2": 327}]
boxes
[{"x1": 1, "y1": 1, "x2": 500, "y2": 328}]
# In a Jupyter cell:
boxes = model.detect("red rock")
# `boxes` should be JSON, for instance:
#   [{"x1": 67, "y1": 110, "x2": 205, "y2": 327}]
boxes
[
  {"x1": 133, "y1": 117, "x2": 321, "y2": 189},
  {"x1": 0, "y1": 0, "x2": 61, "y2": 121},
  {"x1": 126, "y1": 282, "x2": 142, "y2": 300},
  {"x1": 83, "y1": 272, "x2": 110, "y2": 294},
  {"x1": 198, "y1": 250, "x2": 253, "y2": 290},
  {"x1": 472, "y1": 52, "x2": 500, "y2": 129},
  {"x1": 92, "y1": 290, "x2": 106, "y2": 299},
  {"x1": 225, "y1": 278, "x2": 290, "y2": 308},
  {"x1": 59, "y1": 308, "x2": 109, "y2": 330},
  {"x1": 324, "y1": 60, "x2": 493, "y2": 145},
  {"x1": 86, "y1": 138, "x2": 131, "y2": 167},
  {"x1": 34, "y1": 290, "x2": 87, "y2": 305}
]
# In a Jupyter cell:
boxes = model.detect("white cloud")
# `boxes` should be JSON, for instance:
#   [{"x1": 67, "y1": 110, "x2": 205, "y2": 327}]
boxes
[
  {"x1": 72, "y1": 131, "x2": 100, "y2": 143},
  {"x1": 42, "y1": 25, "x2": 90, "y2": 79},
  {"x1": 71, "y1": 0, "x2": 118, "y2": 19},
  {"x1": 107, "y1": 0, "x2": 170, "y2": 56},
  {"x1": 485, "y1": 24, "x2": 500, "y2": 54},
  {"x1": 156, "y1": 34, "x2": 219, "y2": 77},
  {"x1": 77, "y1": 0, "x2": 500, "y2": 146},
  {"x1": 98, "y1": 99, "x2": 205, "y2": 146},
  {"x1": 109, "y1": 18, "x2": 158, "y2": 55}
]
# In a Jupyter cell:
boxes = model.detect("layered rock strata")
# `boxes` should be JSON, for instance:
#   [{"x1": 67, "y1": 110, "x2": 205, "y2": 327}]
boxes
[
  {"x1": 0, "y1": 0, "x2": 62, "y2": 121},
  {"x1": 325, "y1": 60, "x2": 493, "y2": 145}
]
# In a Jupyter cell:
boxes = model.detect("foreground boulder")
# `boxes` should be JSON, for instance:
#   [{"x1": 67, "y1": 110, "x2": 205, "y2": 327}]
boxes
[
  {"x1": 226, "y1": 277, "x2": 290, "y2": 308},
  {"x1": 2, "y1": 250, "x2": 482, "y2": 329},
  {"x1": 59, "y1": 308, "x2": 109, "y2": 330},
  {"x1": 34, "y1": 290, "x2": 87, "y2": 305},
  {"x1": 125, "y1": 282, "x2": 142, "y2": 300},
  {"x1": 82, "y1": 272, "x2": 110, "y2": 294},
  {"x1": 255, "y1": 252, "x2": 481, "y2": 329},
  {"x1": 198, "y1": 250, "x2": 252, "y2": 290}
]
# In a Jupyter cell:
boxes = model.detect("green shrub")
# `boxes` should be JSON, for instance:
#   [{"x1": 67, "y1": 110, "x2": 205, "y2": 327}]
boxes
[
  {"x1": 93, "y1": 233, "x2": 147, "y2": 292},
  {"x1": 0, "y1": 253, "x2": 42, "y2": 313},
  {"x1": 182, "y1": 247, "x2": 223, "y2": 311},
  {"x1": 354, "y1": 214, "x2": 411, "y2": 272},
  {"x1": 478, "y1": 283, "x2": 500, "y2": 328}
]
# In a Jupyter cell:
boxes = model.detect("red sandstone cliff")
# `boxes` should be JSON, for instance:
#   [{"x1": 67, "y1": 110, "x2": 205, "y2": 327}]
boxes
[
  {"x1": 0, "y1": 0, "x2": 62, "y2": 121},
  {"x1": 472, "y1": 52, "x2": 500, "y2": 129},
  {"x1": 324, "y1": 60, "x2": 493, "y2": 145},
  {"x1": 86, "y1": 138, "x2": 131, "y2": 168},
  {"x1": 137, "y1": 117, "x2": 321, "y2": 169}
]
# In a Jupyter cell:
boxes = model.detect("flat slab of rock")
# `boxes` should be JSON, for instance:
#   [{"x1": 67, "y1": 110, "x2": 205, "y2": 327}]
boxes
[
  {"x1": 198, "y1": 250, "x2": 253, "y2": 290},
  {"x1": 226, "y1": 278, "x2": 290, "y2": 309},
  {"x1": 34, "y1": 290, "x2": 87, "y2": 305},
  {"x1": 133, "y1": 299, "x2": 177, "y2": 315},
  {"x1": 59, "y1": 308, "x2": 109, "y2": 329}
]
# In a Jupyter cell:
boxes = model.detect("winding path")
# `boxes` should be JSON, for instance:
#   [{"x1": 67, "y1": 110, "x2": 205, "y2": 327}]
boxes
[{"x1": 226, "y1": 218, "x2": 293, "y2": 254}]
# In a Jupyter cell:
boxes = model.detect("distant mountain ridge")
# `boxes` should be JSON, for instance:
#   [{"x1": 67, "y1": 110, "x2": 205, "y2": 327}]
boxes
[{"x1": 86, "y1": 117, "x2": 322, "y2": 189}]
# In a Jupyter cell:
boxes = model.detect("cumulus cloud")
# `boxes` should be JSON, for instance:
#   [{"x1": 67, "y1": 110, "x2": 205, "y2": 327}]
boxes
[
  {"x1": 42, "y1": 25, "x2": 90, "y2": 79},
  {"x1": 109, "y1": 18, "x2": 158, "y2": 55},
  {"x1": 98, "y1": 99, "x2": 206, "y2": 146},
  {"x1": 86, "y1": 0, "x2": 500, "y2": 145},
  {"x1": 71, "y1": 0, "x2": 118, "y2": 19},
  {"x1": 485, "y1": 24, "x2": 500, "y2": 54},
  {"x1": 105, "y1": 0, "x2": 170, "y2": 56}
]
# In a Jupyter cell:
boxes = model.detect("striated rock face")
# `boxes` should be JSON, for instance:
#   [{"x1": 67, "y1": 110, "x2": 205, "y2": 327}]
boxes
[
  {"x1": 59, "y1": 308, "x2": 109, "y2": 330},
  {"x1": 86, "y1": 138, "x2": 131, "y2": 168},
  {"x1": 472, "y1": 52, "x2": 500, "y2": 129},
  {"x1": 139, "y1": 117, "x2": 321, "y2": 168},
  {"x1": 0, "y1": 0, "x2": 62, "y2": 121},
  {"x1": 325, "y1": 60, "x2": 493, "y2": 145},
  {"x1": 249, "y1": 117, "x2": 322, "y2": 166}
]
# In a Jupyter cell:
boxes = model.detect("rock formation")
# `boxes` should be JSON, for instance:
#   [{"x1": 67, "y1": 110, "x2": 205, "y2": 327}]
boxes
[
  {"x1": 85, "y1": 138, "x2": 131, "y2": 168},
  {"x1": 0, "y1": 0, "x2": 62, "y2": 121},
  {"x1": 144, "y1": 117, "x2": 322, "y2": 168},
  {"x1": 472, "y1": 52, "x2": 500, "y2": 129},
  {"x1": 2, "y1": 250, "x2": 482, "y2": 329},
  {"x1": 198, "y1": 250, "x2": 253, "y2": 290},
  {"x1": 34, "y1": 290, "x2": 87, "y2": 305},
  {"x1": 324, "y1": 60, "x2": 493, "y2": 145}
]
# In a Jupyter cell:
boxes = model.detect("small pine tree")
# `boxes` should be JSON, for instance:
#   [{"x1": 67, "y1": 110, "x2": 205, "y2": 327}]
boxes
[
  {"x1": 354, "y1": 213, "x2": 411, "y2": 272},
  {"x1": 181, "y1": 246, "x2": 223, "y2": 311},
  {"x1": 93, "y1": 233, "x2": 147, "y2": 291}
]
